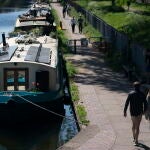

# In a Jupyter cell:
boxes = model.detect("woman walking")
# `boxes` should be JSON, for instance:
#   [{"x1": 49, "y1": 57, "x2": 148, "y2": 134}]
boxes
[{"x1": 70, "y1": 16, "x2": 76, "y2": 33}]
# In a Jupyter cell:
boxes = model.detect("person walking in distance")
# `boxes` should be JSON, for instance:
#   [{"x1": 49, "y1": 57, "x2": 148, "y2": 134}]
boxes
[
  {"x1": 62, "y1": 4, "x2": 67, "y2": 18},
  {"x1": 62, "y1": 5, "x2": 66, "y2": 18},
  {"x1": 66, "y1": 4, "x2": 71, "y2": 16},
  {"x1": 70, "y1": 16, "x2": 76, "y2": 33},
  {"x1": 124, "y1": 81, "x2": 148, "y2": 146},
  {"x1": 78, "y1": 14, "x2": 84, "y2": 34}
]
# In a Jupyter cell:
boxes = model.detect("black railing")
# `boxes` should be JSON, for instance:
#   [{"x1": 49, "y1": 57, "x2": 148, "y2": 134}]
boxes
[{"x1": 68, "y1": 0, "x2": 146, "y2": 73}]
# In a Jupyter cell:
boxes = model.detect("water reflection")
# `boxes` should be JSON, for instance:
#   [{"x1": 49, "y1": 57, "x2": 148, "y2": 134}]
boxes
[
  {"x1": 58, "y1": 105, "x2": 78, "y2": 147},
  {"x1": 0, "y1": 8, "x2": 27, "y2": 41},
  {"x1": 0, "y1": 121, "x2": 62, "y2": 150},
  {"x1": 0, "y1": 105, "x2": 78, "y2": 150},
  {"x1": 0, "y1": 8, "x2": 26, "y2": 13}
]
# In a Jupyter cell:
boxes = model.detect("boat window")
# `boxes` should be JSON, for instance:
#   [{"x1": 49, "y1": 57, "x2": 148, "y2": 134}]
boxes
[
  {"x1": 4, "y1": 69, "x2": 28, "y2": 91},
  {"x1": 18, "y1": 71, "x2": 25, "y2": 83},
  {"x1": 7, "y1": 86, "x2": 15, "y2": 91},
  {"x1": 7, "y1": 71, "x2": 14, "y2": 83},
  {"x1": 18, "y1": 85, "x2": 26, "y2": 90}
]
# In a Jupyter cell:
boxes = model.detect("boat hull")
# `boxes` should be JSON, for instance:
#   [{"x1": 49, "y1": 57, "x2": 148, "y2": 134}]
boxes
[{"x1": 0, "y1": 93, "x2": 65, "y2": 126}]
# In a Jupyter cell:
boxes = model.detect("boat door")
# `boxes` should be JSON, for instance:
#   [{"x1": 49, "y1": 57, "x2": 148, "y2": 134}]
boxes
[
  {"x1": 36, "y1": 71, "x2": 49, "y2": 92},
  {"x1": 4, "y1": 68, "x2": 29, "y2": 91}
]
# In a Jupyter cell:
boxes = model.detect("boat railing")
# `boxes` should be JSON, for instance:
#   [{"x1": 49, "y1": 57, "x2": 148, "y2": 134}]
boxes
[{"x1": 0, "y1": 91, "x2": 43, "y2": 97}]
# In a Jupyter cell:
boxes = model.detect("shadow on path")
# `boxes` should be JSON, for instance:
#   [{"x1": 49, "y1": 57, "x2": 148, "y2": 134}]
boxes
[
  {"x1": 137, "y1": 143, "x2": 150, "y2": 150},
  {"x1": 68, "y1": 45, "x2": 132, "y2": 94}
]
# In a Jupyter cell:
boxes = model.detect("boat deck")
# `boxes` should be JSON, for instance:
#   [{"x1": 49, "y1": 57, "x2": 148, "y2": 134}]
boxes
[
  {"x1": 15, "y1": 18, "x2": 50, "y2": 28},
  {"x1": 19, "y1": 16, "x2": 46, "y2": 22},
  {"x1": 15, "y1": 2, "x2": 52, "y2": 28},
  {"x1": 0, "y1": 36, "x2": 58, "y2": 68}
]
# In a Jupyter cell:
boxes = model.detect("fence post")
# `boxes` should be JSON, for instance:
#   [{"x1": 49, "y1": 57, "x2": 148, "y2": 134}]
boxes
[{"x1": 74, "y1": 39, "x2": 76, "y2": 54}]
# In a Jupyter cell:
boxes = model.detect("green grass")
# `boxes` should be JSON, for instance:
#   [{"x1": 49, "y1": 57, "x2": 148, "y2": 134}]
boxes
[
  {"x1": 52, "y1": 8, "x2": 70, "y2": 53},
  {"x1": 76, "y1": 1, "x2": 129, "y2": 29},
  {"x1": 66, "y1": 61, "x2": 78, "y2": 78},
  {"x1": 75, "y1": 0, "x2": 150, "y2": 47},
  {"x1": 54, "y1": 2, "x2": 89, "y2": 126},
  {"x1": 131, "y1": 2, "x2": 150, "y2": 12},
  {"x1": 76, "y1": 105, "x2": 89, "y2": 126},
  {"x1": 70, "y1": 81, "x2": 79, "y2": 102},
  {"x1": 101, "y1": 12, "x2": 128, "y2": 28}
]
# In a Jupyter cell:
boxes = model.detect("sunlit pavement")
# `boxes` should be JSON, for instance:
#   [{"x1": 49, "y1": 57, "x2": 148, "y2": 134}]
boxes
[{"x1": 52, "y1": 2, "x2": 150, "y2": 150}]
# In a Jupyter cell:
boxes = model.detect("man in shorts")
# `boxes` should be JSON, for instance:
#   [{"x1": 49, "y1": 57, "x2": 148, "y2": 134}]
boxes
[{"x1": 124, "y1": 81, "x2": 148, "y2": 146}]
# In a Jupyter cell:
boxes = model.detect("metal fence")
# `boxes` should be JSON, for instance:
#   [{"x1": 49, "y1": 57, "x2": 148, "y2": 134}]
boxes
[{"x1": 68, "y1": 0, "x2": 146, "y2": 72}]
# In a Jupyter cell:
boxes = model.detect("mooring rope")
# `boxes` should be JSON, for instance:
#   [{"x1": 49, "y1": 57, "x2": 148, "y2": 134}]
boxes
[{"x1": 13, "y1": 94, "x2": 82, "y2": 125}]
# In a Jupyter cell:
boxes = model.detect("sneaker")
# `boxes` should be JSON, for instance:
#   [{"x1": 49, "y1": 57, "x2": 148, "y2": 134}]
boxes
[{"x1": 133, "y1": 141, "x2": 138, "y2": 146}]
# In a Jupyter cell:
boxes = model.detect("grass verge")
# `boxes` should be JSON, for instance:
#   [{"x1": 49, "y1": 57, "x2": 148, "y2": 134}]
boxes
[
  {"x1": 75, "y1": 0, "x2": 150, "y2": 48},
  {"x1": 53, "y1": 4, "x2": 89, "y2": 126}
]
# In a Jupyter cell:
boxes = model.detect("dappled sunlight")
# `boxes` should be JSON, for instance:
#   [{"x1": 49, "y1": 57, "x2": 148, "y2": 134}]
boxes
[{"x1": 66, "y1": 45, "x2": 132, "y2": 94}]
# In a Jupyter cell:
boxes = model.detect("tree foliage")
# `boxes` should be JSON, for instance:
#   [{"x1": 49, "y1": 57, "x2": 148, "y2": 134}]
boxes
[{"x1": 0, "y1": 0, "x2": 31, "y2": 7}]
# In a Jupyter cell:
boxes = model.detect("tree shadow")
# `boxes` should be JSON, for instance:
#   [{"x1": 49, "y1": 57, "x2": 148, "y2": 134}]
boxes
[
  {"x1": 101, "y1": 5, "x2": 125, "y2": 13},
  {"x1": 67, "y1": 45, "x2": 132, "y2": 93}
]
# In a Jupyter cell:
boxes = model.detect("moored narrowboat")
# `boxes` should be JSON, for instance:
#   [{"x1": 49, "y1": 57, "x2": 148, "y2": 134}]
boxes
[{"x1": 0, "y1": 33, "x2": 65, "y2": 124}]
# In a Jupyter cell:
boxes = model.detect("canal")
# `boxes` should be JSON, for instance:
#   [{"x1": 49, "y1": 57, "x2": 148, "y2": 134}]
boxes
[
  {"x1": 0, "y1": 6, "x2": 78, "y2": 150},
  {"x1": 0, "y1": 105, "x2": 78, "y2": 150},
  {"x1": 0, "y1": 8, "x2": 26, "y2": 41}
]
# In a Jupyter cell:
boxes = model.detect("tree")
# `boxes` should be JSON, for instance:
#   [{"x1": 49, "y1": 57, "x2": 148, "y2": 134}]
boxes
[
  {"x1": 116, "y1": 0, "x2": 126, "y2": 6},
  {"x1": 112, "y1": 0, "x2": 116, "y2": 6},
  {"x1": 127, "y1": 0, "x2": 131, "y2": 10}
]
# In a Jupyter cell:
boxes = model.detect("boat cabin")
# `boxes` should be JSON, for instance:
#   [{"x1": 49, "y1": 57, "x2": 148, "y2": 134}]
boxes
[
  {"x1": 0, "y1": 34, "x2": 60, "y2": 92},
  {"x1": 15, "y1": 2, "x2": 54, "y2": 29}
]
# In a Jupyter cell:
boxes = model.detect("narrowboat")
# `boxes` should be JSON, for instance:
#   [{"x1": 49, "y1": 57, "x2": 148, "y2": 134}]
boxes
[
  {"x1": 15, "y1": 2, "x2": 56, "y2": 31},
  {"x1": 0, "y1": 33, "x2": 65, "y2": 124}
]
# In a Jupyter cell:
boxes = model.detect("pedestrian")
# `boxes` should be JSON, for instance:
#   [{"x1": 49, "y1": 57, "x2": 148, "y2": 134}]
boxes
[
  {"x1": 70, "y1": 16, "x2": 76, "y2": 33},
  {"x1": 145, "y1": 89, "x2": 150, "y2": 121},
  {"x1": 124, "y1": 81, "x2": 148, "y2": 146},
  {"x1": 62, "y1": 5, "x2": 67, "y2": 18},
  {"x1": 33, "y1": 9, "x2": 37, "y2": 17},
  {"x1": 66, "y1": 4, "x2": 71, "y2": 16},
  {"x1": 78, "y1": 14, "x2": 84, "y2": 34},
  {"x1": 46, "y1": 12, "x2": 50, "y2": 22}
]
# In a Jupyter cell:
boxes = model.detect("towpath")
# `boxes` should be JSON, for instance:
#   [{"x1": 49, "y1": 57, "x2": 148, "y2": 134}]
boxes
[{"x1": 52, "y1": 2, "x2": 150, "y2": 150}]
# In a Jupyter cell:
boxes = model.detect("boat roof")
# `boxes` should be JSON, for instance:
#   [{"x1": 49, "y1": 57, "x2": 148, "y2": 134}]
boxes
[
  {"x1": 15, "y1": 18, "x2": 50, "y2": 27},
  {"x1": 15, "y1": 2, "x2": 51, "y2": 28},
  {"x1": 31, "y1": 2, "x2": 51, "y2": 10},
  {"x1": 0, "y1": 35, "x2": 58, "y2": 68}
]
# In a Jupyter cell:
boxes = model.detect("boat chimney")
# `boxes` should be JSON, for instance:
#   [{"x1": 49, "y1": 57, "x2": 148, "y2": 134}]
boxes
[{"x1": 2, "y1": 33, "x2": 6, "y2": 47}]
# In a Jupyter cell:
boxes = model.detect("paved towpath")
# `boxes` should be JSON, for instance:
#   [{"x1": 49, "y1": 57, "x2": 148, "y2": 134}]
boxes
[{"x1": 51, "y1": 2, "x2": 150, "y2": 150}]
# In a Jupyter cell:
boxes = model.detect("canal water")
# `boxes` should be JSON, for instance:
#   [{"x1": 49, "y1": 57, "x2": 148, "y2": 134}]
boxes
[
  {"x1": 0, "y1": 7, "x2": 78, "y2": 150},
  {"x1": 0, "y1": 8, "x2": 26, "y2": 42},
  {"x1": 0, "y1": 105, "x2": 78, "y2": 150}
]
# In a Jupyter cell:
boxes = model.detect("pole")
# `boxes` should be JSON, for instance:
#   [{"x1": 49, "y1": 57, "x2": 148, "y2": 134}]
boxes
[
  {"x1": 74, "y1": 39, "x2": 76, "y2": 54},
  {"x1": 2, "y1": 33, "x2": 6, "y2": 47}
]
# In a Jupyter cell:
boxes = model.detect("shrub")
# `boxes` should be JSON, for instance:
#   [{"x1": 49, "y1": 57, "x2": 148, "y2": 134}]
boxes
[
  {"x1": 66, "y1": 61, "x2": 77, "y2": 78},
  {"x1": 101, "y1": 5, "x2": 125, "y2": 12},
  {"x1": 105, "y1": 51, "x2": 123, "y2": 71}
]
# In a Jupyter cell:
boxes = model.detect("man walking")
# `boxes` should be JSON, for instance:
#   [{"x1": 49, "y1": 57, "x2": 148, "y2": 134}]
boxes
[
  {"x1": 78, "y1": 14, "x2": 84, "y2": 34},
  {"x1": 124, "y1": 81, "x2": 148, "y2": 146}
]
